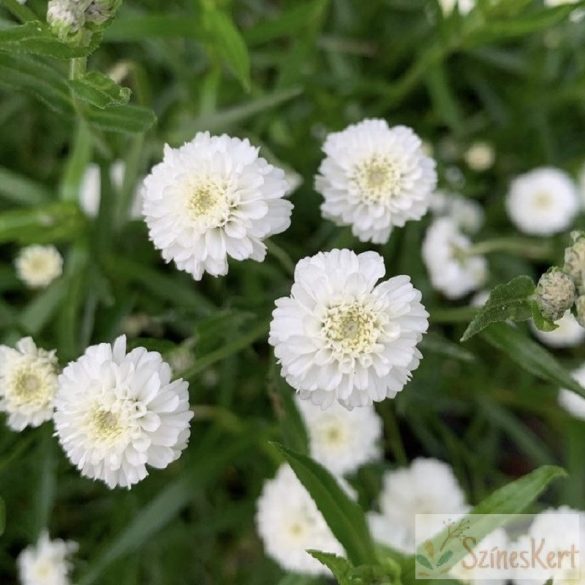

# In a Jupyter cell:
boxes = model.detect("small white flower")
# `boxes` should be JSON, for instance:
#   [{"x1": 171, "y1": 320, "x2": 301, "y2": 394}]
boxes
[
  {"x1": 439, "y1": 0, "x2": 475, "y2": 14},
  {"x1": 269, "y1": 249, "x2": 429, "y2": 408},
  {"x1": 430, "y1": 190, "x2": 484, "y2": 233},
  {"x1": 422, "y1": 218, "x2": 488, "y2": 299},
  {"x1": 295, "y1": 395, "x2": 382, "y2": 475},
  {"x1": 316, "y1": 119, "x2": 437, "y2": 244},
  {"x1": 15, "y1": 245, "x2": 63, "y2": 289},
  {"x1": 531, "y1": 310, "x2": 585, "y2": 348},
  {"x1": 464, "y1": 141, "x2": 495, "y2": 172},
  {"x1": 17, "y1": 531, "x2": 77, "y2": 585},
  {"x1": 0, "y1": 338, "x2": 58, "y2": 431},
  {"x1": 255, "y1": 464, "x2": 344, "y2": 576},
  {"x1": 368, "y1": 458, "x2": 468, "y2": 553},
  {"x1": 142, "y1": 132, "x2": 292, "y2": 280},
  {"x1": 54, "y1": 335, "x2": 193, "y2": 489},
  {"x1": 506, "y1": 167, "x2": 579, "y2": 236},
  {"x1": 559, "y1": 363, "x2": 585, "y2": 421}
]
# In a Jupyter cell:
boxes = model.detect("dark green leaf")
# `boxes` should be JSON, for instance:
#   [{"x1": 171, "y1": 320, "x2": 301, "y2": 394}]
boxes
[{"x1": 86, "y1": 103, "x2": 156, "y2": 134}]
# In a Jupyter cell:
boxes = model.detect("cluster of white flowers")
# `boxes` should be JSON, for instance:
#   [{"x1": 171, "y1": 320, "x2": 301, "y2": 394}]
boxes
[
  {"x1": 423, "y1": 217, "x2": 488, "y2": 299},
  {"x1": 316, "y1": 119, "x2": 437, "y2": 244},
  {"x1": 0, "y1": 338, "x2": 59, "y2": 431},
  {"x1": 142, "y1": 132, "x2": 293, "y2": 280},
  {"x1": 269, "y1": 249, "x2": 429, "y2": 408},
  {"x1": 17, "y1": 532, "x2": 77, "y2": 585},
  {"x1": 506, "y1": 167, "x2": 579, "y2": 236},
  {"x1": 295, "y1": 395, "x2": 382, "y2": 475},
  {"x1": 255, "y1": 464, "x2": 344, "y2": 575},
  {"x1": 15, "y1": 245, "x2": 63, "y2": 289},
  {"x1": 54, "y1": 335, "x2": 193, "y2": 489}
]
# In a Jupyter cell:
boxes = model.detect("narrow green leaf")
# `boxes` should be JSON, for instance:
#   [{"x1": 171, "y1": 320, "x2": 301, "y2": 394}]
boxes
[
  {"x1": 0, "y1": 166, "x2": 52, "y2": 206},
  {"x1": 273, "y1": 443, "x2": 377, "y2": 567},
  {"x1": 86, "y1": 103, "x2": 156, "y2": 134},
  {"x1": 308, "y1": 551, "x2": 352, "y2": 583},
  {"x1": 19, "y1": 279, "x2": 68, "y2": 334},
  {"x1": 0, "y1": 202, "x2": 85, "y2": 244},
  {"x1": 420, "y1": 332, "x2": 475, "y2": 363},
  {"x1": 0, "y1": 496, "x2": 5, "y2": 536},
  {"x1": 482, "y1": 323, "x2": 585, "y2": 399},
  {"x1": 68, "y1": 71, "x2": 131, "y2": 109},
  {"x1": 34, "y1": 427, "x2": 56, "y2": 536},
  {"x1": 461, "y1": 276, "x2": 535, "y2": 342},
  {"x1": 203, "y1": 7, "x2": 250, "y2": 91}
]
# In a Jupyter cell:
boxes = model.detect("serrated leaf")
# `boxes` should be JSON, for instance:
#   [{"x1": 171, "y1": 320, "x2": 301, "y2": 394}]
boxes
[
  {"x1": 273, "y1": 443, "x2": 377, "y2": 567},
  {"x1": 481, "y1": 323, "x2": 585, "y2": 399},
  {"x1": 461, "y1": 276, "x2": 535, "y2": 341},
  {"x1": 68, "y1": 71, "x2": 131, "y2": 109},
  {"x1": 0, "y1": 21, "x2": 101, "y2": 59},
  {"x1": 203, "y1": 7, "x2": 250, "y2": 91}
]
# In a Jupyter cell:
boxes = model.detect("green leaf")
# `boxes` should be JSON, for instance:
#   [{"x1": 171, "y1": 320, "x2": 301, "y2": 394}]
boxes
[
  {"x1": 420, "y1": 332, "x2": 475, "y2": 363},
  {"x1": 68, "y1": 71, "x2": 131, "y2": 109},
  {"x1": 273, "y1": 443, "x2": 377, "y2": 567},
  {"x1": 0, "y1": 496, "x2": 5, "y2": 536},
  {"x1": 202, "y1": 6, "x2": 250, "y2": 91},
  {"x1": 104, "y1": 15, "x2": 203, "y2": 41},
  {"x1": 481, "y1": 323, "x2": 585, "y2": 399},
  {"x1": 86, "y1": 103, "x2": 156, "y2": 134},
  {"x1": 0, "y1": 21, "x2": 101, "y2": 59},
  {"x1": 403, "y1": 466, "x2": 566, "y2": 583},
  {"x1": 461, "y1": 276, "x2": 536, "y2": 341},
  {"x1": 19, "y1": 279, "x2": 68, "y2": 334},
  {"x1": 0, "y1": 166, "x2": 52, "y2": 206},
  {"x1": 308, "y1": 551, "x2": 353, "y2": 583},
  {"x1": 0, "y1": 201, "x2": 85, "y2": 244}
]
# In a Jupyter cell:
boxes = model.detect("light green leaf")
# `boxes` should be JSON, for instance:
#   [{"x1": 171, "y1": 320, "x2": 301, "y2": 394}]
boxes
[
  {"x1": 0, "y1": 21, "x2": 101, "y2": 59},
  {"x1": 19, "y1": 279, "x2": 68, "y2": 334},
  {"x1": 273, "y1": 443, "x2": 377, "y2": 567},
  {"x1": 0, "y1": 166, "x2": 52, "y2": 206},
  {"x1": 68, "y1": 71, "x2": 131, "y2": 109},
  {"x1": 308, "y1": 551, "x2": 352, "y2": 583},
  {"x1": 0, "y1": 202, "x2": 85, "y2": 244},
  {"x1": 203, "y1": 6, "x2": 250, "y2": 91},
  {"x1": 482, "y1": 323, "x2": 585, "y2": 399},
  {"x1": 86, "y1": 103, "x2": 156, "y2": 134},
  {"x1": 461, "y1": 276, "x2": 536, "y2": 341}
]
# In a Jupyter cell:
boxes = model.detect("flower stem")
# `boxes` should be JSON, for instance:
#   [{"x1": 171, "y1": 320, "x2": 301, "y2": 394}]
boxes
[{"x1": 466, "y1": 237, "x2": 553, "y2": 260}]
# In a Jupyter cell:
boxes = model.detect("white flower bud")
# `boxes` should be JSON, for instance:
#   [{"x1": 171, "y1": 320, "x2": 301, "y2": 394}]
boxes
[
  {"x1": 85, "y1": 0, "x2": 121, "y2": 25},
  {"x1": 464, "y1": 141, "x2": 495, "y2": 172},
  {"x1": 575, "y1": 295, "x2": 585, "y2": 328},
  {"x1": 536, "y1": 267, "x2": 576, "y2": 322},
  {"x1": 564, "y1": 231, "x2": 585, "y2": 293},
  {"x1": 47, "y1": 0, "x2": 86, "y2": 42}
]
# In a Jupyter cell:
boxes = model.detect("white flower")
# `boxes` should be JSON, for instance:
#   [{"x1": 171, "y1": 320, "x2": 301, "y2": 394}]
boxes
[
  {"x1": 464, "y1": 141, "x2": 495, "y2": 172},
  {"x1": 255, "y1": 464, "x2": 344, "y2": 576},
  {"x1": 0, "y1": 338, "x2": 58, "y2": 431},
  {"x1": 54, "y1": 335, "x2": 193, "y2": 489},
  {"x1": 142, "y1": 132, "x2": 292, "y2": 280},
  {"x1": 430, "y1": 190, "x2": 484, "y2": 233},
  {"x1": 450, "y1": 529, "x2": 508, "y2": 585},
  {"x1": 531, "y1": 310, "x2": 585, "y2": 348},
  {"x1": 80, "y1": 161, "x2": 142, "y2": 220},
  {"x1": 439, "y1": 0, "x2": 475, "y2": 14},
  {"x1": 316, "y1": 119, "x2": 437, "y2": 244},
  {"x1": 368, "y1": 458, "x2": 468, "y2": 553},
  {"x1": 17, "y1": 531, "x2": 77, "y2": 585},
  {"x1": 295, "y1": 395, "x2": 382, "y2": 475},
  {"x1": 15, "y1": 245, "x2": 63, "y2": 289},
  {"x1": 422, "y1": 218, "x2": 488, "y2": 299},
  {"x1": 506, "y1": 167, "x2": 579, "y2": 236},
  {"x1": 269, "y1": 249, "x2": 429, "y2": 408},
  {"x1": 559, "y1": 363, "x2": 585, "y2": 421}
]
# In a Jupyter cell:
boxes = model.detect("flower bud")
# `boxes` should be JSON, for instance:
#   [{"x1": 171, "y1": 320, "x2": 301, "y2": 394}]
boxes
[
  {"x1": 535, "y1": 267, "x2": 576, "y2": 322},
  {"x1": 564, "y1": 231, "x2": 585, "y2": 293},
  {"x1": 575, "y1": 295, "x2": 585, "y2": 328},
  {"x1": 85, "y1": 0, "x2": 121, "y2": 25},
  {"x1": 47, "y1": 0, "x2": 85, "y2": 42}
]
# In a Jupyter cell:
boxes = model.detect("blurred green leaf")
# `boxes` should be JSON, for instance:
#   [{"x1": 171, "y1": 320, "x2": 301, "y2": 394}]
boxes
[
  {"x1": 202, "y1": 5, "x2": 250, "y2": 92},
  {"x1": 461, "y1": 276, "x2": 535, "y2": 342},
  {"x1": 104, "y1": 15, "x2": 203, "y2": 41},
  {"x1": 68, "y1": 71, "x2": 131, "y2": 109},
  {"x1": 482, "y1": 323, "x2": 585, "y2": 399},
  {"x1": 308, "y1": 551, "x2": 353, "y2": 583},
  {"x1": 273, "y1": 443, "x2": 377, "y2": 567},
  {"x1": 0, "y1": 497, "x2": 4, "y2": 537},
  {"x1": 86, "y1": 103, "x2": 156, "y2": 134},
  {"x1": 19, "y1": 279, "x2": 68, "y2": 334},
  {"x1": 0, "y1": 166, "x2": 52, "y2": 206}
]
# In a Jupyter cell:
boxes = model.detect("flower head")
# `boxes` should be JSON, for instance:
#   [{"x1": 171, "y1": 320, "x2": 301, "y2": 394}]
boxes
[
  {"x1": 535, "y1": 267, "x2": 576, "y2": 322},
  {"x1": 464, "y1": 141, "x2": 495, "y2": 172},
  {"x1": 142, "y1": 132, "x2": 292, "y2": 280},
  {"x1": 295, "y1": 395, "x2": 382, "y2": 475},
  {"x1": 430, "y1": 190, "x2": 484, "y2": 234},
  {"x1": 17, "y1": 531, "x2": 77, "y2": 585},
  {"x1": 269, "y1": 249, "x2": 429, "y2": 408},
  {"x1": 532, "y1": 310, "x2": 585, "y2": 348},
  {"x1": 422, "y1": 217, "x2": 487, "y2": 299},
  {"x1": 54, "y1": 335, "x2": 193, "y2": 489},
  {"x1": 506, "y1": 167, "x2": 579, "y2": 236},
  {"x1": 0, "y1": 338, "x2": 58, "y2": 431},
  {"x1": 368, "y1": 458, "x2": 467, "y2": 553},
  {"x1": 255, "y1": 464, "x2": 344, "y2": 575},
  {"x1": 316, "y1": 119, "x2": 437, "y2": 244},
  {"x1": 16, "y1": 245, "x2": 63, "y2": 289}
]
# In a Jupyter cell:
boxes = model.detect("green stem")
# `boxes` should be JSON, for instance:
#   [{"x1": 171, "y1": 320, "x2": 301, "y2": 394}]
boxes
[
  {"x1": 69, "y1": 56, "x2": 87, "y2": 80},
  {"x1": 467, "y1": 237, "x2": 553, "y2": 260}
]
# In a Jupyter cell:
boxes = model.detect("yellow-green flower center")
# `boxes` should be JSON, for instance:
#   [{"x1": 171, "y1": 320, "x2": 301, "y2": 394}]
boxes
[{"x1": 352, "y1": 155, "x2": 403, "y2": 203}]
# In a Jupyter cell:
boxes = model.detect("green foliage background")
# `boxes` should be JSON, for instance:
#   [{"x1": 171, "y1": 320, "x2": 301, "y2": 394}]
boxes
[{"x1": 0, "y1": 0, "x2": 585, "y2": 583}]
